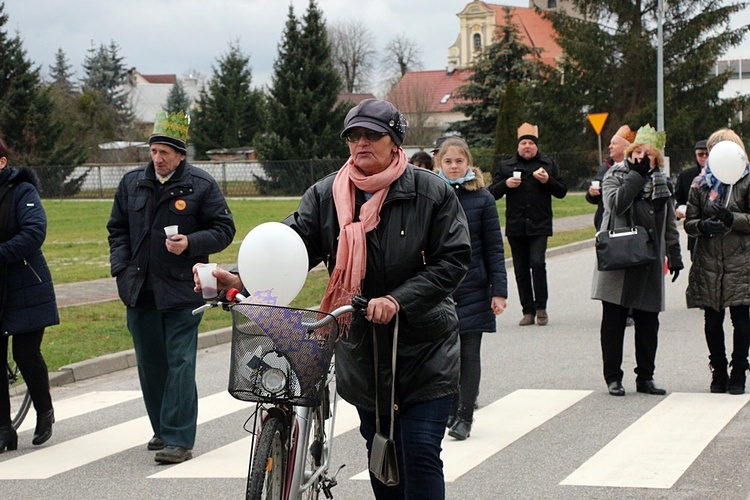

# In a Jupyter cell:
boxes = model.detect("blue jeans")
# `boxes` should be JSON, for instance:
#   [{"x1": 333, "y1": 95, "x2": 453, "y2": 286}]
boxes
[{"x1": 357, "y1": 395, "x2": 452, "y2": 500}]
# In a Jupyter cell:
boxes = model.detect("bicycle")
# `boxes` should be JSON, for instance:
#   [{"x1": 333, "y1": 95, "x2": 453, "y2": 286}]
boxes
[
  {"x1": 195, "y1": 291, "x2": 367, "y2": 499},
  {"x1": 6, "y1": 338, "x2": 32, "y2": 430}
]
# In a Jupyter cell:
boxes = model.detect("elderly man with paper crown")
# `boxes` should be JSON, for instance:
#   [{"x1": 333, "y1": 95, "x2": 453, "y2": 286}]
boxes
[
  {"x1": 592, "y1": 124, "x2": 683, "y2": 397},
  {"x1": 489, "y1": 123, "x2": 568, "y2": 327},
  {"x1": 585, "y1": 125, "x2": 636, "y2": 230},
  {"x1": 107, "y1": 110, "x2": 235, "y2": 463}
]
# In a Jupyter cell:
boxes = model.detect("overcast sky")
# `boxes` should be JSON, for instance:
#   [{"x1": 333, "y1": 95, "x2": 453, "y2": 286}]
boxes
[{"x1": 5, "y1": 0, "x2": 750, "y2": 91}]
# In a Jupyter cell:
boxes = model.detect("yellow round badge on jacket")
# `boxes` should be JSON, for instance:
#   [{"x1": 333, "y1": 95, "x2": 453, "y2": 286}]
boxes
[{"x1": 174, "y1": 199, "x2": 187, "y2": 211}]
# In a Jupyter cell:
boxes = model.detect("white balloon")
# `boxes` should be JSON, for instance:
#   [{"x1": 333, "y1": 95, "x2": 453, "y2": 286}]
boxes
[
  {"x1": 237, "y1": 222, "x2": 309, "y2": 306},
  {"x1": 708, "y1": 140, "x2": 748, "y2": 185}
]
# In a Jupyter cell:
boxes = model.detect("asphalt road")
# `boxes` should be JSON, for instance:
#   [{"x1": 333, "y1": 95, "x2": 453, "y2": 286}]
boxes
[{"x1": 4, "y1": 228, "x2": 750, "y2": 499}]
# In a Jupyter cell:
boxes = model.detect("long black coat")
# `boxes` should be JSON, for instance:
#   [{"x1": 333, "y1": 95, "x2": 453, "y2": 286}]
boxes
[
  {"x1": 488, "y1": 152, "x2": 568, "y2": 236},
  {"x1": 284, "y1": 165, "x2": 471, "y2": 412},
  {"x1": 0, "y1": 167, "x2": 59, "y2": 336},
  {"x1": 449, "y1": 168, "x2": 507, "y2": 335},
  {"x1": 107, "y1": 160, "x2": 236, "y2": 310}
]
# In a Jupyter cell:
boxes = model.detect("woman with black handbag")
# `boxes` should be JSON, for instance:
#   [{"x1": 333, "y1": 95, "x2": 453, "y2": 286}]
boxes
[{"x1": 591, "y1": 125, "x2": 683, "y2": 397}]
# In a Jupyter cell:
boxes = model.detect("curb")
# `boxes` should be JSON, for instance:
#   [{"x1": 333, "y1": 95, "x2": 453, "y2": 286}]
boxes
[{"x1": 48, "y1": 239, "x2": 597, "y2": 388}]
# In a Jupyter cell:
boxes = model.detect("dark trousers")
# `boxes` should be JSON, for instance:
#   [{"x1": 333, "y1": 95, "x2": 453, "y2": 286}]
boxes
[
  {"x1": 127, "y1": 307, "x2": 202, "y2": 449},
  {"x1": 704, "y1": 306, "x2": 750, "y2": 367},
  {"x1": 507, "y1": 235, "x2": 548, "y2": 315},
  {"x1": 0, "y1": 329, "x2": 53, "y2": 426},
  {"x1": 600, "y1": 301, "x2": 659, "y2": 384},
  {"x1": 358, "y1": 395, "x2": 453, "y2": 500},
  {"x1": 457, "y1": 332, "x2": 482, "y2": 415}
]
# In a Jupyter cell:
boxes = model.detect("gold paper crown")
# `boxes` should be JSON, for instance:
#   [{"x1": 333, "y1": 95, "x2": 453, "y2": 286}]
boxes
[
  {"x1": 615, "y1": 125, "x2": 636, "y2": 144},
  {"x1": 633, "y1": 124, "x2": 666, "y2": 150},
  {"x1": 151, "y1": 109, "x2": 189, "y2": 143},
  {"x1": 517, "y1": 122, "x2": 539, "y2": 140}
]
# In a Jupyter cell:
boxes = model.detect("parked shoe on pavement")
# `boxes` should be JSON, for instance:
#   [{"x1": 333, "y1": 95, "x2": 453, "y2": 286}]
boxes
[
  {"x1": 148, "y1": 435, "x2": 165, "y2": 450},
  {"x1": 32, "y1": 409, "x2": 54, "y2": 446},
  {"x1": 155, "y1": 445, "x2": 193, "y2": 463},
  {"x1": 607, "y1": 381, "x2": 625, "y2": 396},
  {"x1": 0, "y1": 425, "x2": 18, "y2": 452},
  {"x1": 635, "y1": 380, "x2": 666, "y2": 395},
  {"x1": 448, "y1": 419, "x2": 472, "y2": 440},
  {"x1": 727, "y1": 360, "x2": 747, "y2": 395},
  {"x1": 519, "y1": 314, "x2": 535, "y2": 326},
  {"x1": 536, "y1": 309, "x2": 548, "y2": 326}
]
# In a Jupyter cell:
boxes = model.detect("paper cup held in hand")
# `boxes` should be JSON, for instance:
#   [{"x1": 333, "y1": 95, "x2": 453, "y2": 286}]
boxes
[
  {"x1": 591, "y1": 180, "x2": 600, "y2": 189},
  {"x1": 164, "y1": 225, "x2": 179, "y2": 240},
  {"x1": 513, "y1": 171, "x2": 522, "y2": 179},
  {"x1": 196, "y1": 263, "x2": 218, "y2": 299}
]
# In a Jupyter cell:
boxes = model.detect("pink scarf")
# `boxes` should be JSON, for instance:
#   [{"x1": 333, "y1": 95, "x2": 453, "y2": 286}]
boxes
[{"x1": 319, "y1": 149, "x2": 408, "y2": 313}]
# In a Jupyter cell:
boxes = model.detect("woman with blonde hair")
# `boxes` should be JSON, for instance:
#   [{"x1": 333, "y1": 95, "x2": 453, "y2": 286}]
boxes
[
  {"x1": 592, "y1": 125, "x2": 683, "y2": 397},
  {"x1": 684, "y1": 128, "x2": 750, "y2": 394}
]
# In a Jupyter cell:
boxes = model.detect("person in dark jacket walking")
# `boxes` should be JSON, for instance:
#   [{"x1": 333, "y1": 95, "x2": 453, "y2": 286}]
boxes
[
  {"x1": 592, "y1": 125, "x2": 683, "y2": 397},
  {"x1": 684, "y1": 129, "x2": 750, "y2": 394},
  {"x1": 0, "y1": 138, "x2": 59, "y2": 452},
  {"x1": 199, "y1": 99, "x2": 471, "y2": 500},
  {"x1": 435, "y1": 137, "x2": 507, "y2": 441},
  {"x1": 107, "y1": 110, "x2": 235, "y2": 464},
  {"x1": 675, "y1": 140, "x2": 708, "y2": 259},
  {"x1": 488, "y1": 123, "x2": 567, "y2": 327}
]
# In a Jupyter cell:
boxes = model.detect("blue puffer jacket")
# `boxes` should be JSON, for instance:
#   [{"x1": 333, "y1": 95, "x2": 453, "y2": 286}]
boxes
[
  {"x1": 447, "y1": 167, "x2": 508, "y2": 334},
  {"x1": 107, "y1": 160, "x2": 236, "y2": 309},
  {"x1": 0, "y1": 167, "x2": 59, "y2": 336}
]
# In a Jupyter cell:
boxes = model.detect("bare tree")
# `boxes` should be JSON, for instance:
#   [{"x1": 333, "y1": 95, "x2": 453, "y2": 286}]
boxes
[
  {"x1": 389, "y1": 77, "x2": 438, "y2": 147},
  {"x1": 380, "y1": 34, "x2": 423, "y2": 97},
  {"x1": 329, "y1": 20, "x2": 376, "y2": 93}
]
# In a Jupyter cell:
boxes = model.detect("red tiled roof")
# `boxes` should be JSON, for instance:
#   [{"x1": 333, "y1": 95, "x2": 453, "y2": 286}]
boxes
[
  {"x1": 387, "y1": 70, "x2": 471, "y2": 114},
  {"x1": 337, "y1": 93, "x2": 376, "y2": 106},
  {"x1": 488, "y1": 5, "x2": 562, "y2": 67},
  {"x1": 142, "y1": 74, "x2": 177, "y2": 84}
]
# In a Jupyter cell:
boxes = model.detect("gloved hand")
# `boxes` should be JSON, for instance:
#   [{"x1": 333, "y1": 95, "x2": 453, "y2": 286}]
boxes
[
  {"x1": 628, "y1": 154, "x2": 651, "y2": 177},
  {"x1": 669, "y1": 268, "x2": 680, "y2": 283},
  {"x1": 698, "y1": 218, "x2": 730, "y2": 237},
  {"x1": 714, "y1": 207, "x2": 734, "y2": 227}
]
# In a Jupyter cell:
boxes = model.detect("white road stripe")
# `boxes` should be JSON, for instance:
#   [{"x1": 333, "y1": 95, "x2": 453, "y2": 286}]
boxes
[
  {"x1": 151, "y1": 398, "x2": 361, "y2": 478},
  {"x1": 16, "y1": 391, "x2": 142, "y2": 433},
  {"x1": 560, "y1": 392, "x2": 750, "y2": 489},
  {"x1": 351, "y1": 389, "x2": 592, "y2": 482},
  {"x1": 0, "y1": 391, "x2": 247, "y2": 480}
]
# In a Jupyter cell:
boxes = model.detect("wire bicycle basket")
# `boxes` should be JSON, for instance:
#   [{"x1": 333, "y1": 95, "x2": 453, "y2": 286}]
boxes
[{"x1": 228, "y1": 303, "x2": 339, "y2": 407}]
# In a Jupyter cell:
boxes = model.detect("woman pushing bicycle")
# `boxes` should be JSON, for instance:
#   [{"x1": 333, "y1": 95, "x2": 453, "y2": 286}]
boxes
[{"x1": 198, "y1": 99, "x2": 471, "y2": 500}]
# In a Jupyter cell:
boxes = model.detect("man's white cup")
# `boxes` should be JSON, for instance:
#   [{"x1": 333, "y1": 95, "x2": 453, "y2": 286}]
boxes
[
  {"x1": 196, "y1": 263, "x2": 218, "y2": 299},
  {"x1": 513, "y1": 171, "x2": 522, "y2": 179},
  {"x1": 164, "y1": 225, "x2": 179, "y2": 240},
  {"x1": 591, "y1": 180, "x2": 601, "y2": 189}
]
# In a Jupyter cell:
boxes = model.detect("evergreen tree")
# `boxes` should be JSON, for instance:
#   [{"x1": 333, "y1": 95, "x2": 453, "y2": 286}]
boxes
[
  {"x1": 190, "y1": 42, "x2": 265, "y2": 160},
  {"x1": 494, "y1": 80, "x2": 523, "y2": 156},
  {"x1": 256, "y1": 0, "x2": 348, "y2": 162},
  {"x1": 49, "y1": 47, "x2": 76, "y2": 95},
  {"x1": 80, "y1": 41, "x2": 133, "y2": 136},
  {"x1": 165, "y1": 80, "x2": 191, "y2": 114},
  {"x1": 534, "y1": 0, "x2": 750, "y2": 151},
  {"x1": 449, "y1": 8, "x2": 544, "y2": 148}
]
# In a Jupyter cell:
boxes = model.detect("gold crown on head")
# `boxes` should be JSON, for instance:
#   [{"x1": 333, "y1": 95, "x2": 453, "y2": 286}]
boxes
[
  {"x1": 152, "y1": 109, "x2": 189, "y2": 142},
  {"x1": 517, "y1": 122, "x2": 539, "y2": 140},
  {"x1": 633, "y1": 124, "x2": 666, "y2": 150}
]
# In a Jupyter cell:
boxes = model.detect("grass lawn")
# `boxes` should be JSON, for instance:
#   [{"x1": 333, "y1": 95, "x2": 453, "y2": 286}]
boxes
[{"x1": 34, "y1": 195, "x2": 595, "y2": 373}]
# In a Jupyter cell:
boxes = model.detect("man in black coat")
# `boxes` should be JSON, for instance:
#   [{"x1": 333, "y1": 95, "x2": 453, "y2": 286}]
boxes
[
  {"x1": 488, "y1": 123, "x2": 567, "y2": 326},
  {"x1": 107, "y1": 110, "x2": 235, "y2": 463},
  {"x1": 674, "y1": 140, "x2": 708, "y2": 258}
]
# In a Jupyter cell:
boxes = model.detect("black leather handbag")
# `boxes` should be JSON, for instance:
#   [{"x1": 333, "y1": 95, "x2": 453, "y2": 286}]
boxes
[
  {"x1": 368, "y1": 317, "x2": 400, "y2": 487},
  {"x1": 595, "y1": 208, "x2": 658, "y2": 271}
]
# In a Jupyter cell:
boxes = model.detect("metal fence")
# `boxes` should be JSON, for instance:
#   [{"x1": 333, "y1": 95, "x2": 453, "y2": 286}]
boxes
[{"x1": 29, "y1": 149, "x2": 699, "y2": 199}]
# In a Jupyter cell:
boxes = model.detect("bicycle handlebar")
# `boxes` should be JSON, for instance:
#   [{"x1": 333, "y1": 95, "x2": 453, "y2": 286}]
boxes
[{"x1": 302, "y1": 295, "x2": 368, "y2": 331}]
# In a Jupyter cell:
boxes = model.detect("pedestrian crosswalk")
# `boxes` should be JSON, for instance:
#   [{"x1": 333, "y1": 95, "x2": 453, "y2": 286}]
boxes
[{"x1": 1, "y1": 388, "x2": 748, "y2": 494}]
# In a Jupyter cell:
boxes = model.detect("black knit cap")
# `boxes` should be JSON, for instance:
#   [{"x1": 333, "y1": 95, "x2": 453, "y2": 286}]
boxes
[{"x1": 341, "y1": 99, "x2": 408, "y2": 146}]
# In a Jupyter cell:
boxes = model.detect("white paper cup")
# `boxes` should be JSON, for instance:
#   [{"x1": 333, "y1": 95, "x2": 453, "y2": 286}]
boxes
[
  {"x1": 196, "y1": 263, "x2": 218, "y2": 299},
  {"x1": 164, "y1": 225, "x2": 179, "y2": 240},
  {"x1": 591, "y1": 180, "x2": 600, "y2": 189},
  {"x1": 512, "y1": 171, "x2": 522, "y2": 179}
]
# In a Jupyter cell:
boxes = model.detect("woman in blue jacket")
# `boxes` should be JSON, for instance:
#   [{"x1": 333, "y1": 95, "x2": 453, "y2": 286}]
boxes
[
  {"x1": 0, "y1": 138, "x2": 59, "y2": 452},
  {"x1": 436, "y1": 137, "x2": 508, "y2": 440}
]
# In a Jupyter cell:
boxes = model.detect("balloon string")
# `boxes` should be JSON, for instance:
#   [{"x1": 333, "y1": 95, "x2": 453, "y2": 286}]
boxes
[{"x1": 725, "y1": 184, "x2": 733, "y2": 208}]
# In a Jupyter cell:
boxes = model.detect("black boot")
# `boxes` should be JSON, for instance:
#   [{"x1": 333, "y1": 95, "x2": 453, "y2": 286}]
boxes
[
  {"x1": 709, "y1": 358, "x2": 728, "y2": 393},
  {"x1": 448, "y1": 405, "x2": 473, "y2": 441},
  {"x1": 728, "y1": 360, "x2": 748, "y2": 395},
  {"x1": 0, "y1": 425, "x2": 18, "y2": 452},
  {"x1": 446, "y1": 396, "x2": 459, "y2": 429},
  {"x1": 32, "y1": 409, "x2": 54, "y2": 445}
]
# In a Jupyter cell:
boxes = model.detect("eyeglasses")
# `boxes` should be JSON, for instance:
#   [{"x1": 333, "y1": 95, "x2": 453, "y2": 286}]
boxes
[
  {"x1": 344, "y1": 130, "x2": 388, "y2": 143},
  {"x1": 696, "y1": 152, "x2": 708, "y2": 157}
]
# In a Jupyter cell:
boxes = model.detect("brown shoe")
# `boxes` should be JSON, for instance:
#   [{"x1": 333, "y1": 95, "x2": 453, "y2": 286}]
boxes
[
  {"x1": 536, "y1": 310, "x2": 548, "y2": 326},
  {"x1": 519, "y1": 314, "x2": 535, "y2": 326}
]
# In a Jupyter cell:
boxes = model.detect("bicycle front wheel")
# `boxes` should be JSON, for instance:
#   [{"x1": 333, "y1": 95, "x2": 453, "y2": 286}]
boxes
[
  {"x1": 303, "y1": 389, "x2": 329, "y2": 500},
  {"x1": 7, "y1": 344, "x2": 32, "y2": 430},
  {"x1": 247, "y1": 415, "x2": 287, "y2": 500}
]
